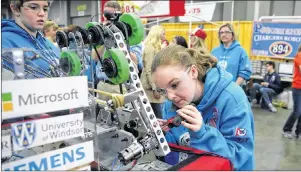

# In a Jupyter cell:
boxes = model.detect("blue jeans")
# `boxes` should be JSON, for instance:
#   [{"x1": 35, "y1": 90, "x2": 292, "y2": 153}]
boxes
[
  {"x1": 251, "y1": 83, "x2": 276, "y2": 105},
  {"x1": 283, "y1": 88, "x2": 301, "y2": 135}
]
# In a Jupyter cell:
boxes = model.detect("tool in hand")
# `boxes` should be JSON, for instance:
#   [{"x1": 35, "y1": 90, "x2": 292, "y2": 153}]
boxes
[{"x1": 166, "y1": 103, "x2": 196, "y2": 129}]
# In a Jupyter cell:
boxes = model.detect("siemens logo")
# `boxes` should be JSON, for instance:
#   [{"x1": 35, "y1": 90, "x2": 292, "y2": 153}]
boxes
[
  {"x1": 18, "y1": 89, "x2": 79, "y2": 106},
  {"x1": 2, "y1": 141, "x2": 94, "y2": 171}
]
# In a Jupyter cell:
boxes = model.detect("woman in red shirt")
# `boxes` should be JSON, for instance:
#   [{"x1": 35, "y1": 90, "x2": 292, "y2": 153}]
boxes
[{"x1": 282, "y1": 45, "x2": 301, "y2": 140}]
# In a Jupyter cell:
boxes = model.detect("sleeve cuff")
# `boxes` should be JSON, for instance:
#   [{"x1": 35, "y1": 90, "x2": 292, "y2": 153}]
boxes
[
  {"x1": 238, "y1": 73, "x2": 250, "y2": 80},
  {"x1": 189, "y1": 122, "x2": 206, "y2": 139}
]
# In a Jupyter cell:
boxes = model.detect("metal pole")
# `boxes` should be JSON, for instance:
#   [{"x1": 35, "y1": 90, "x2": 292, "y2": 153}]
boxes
[
  {"x1": 144, "y1": 17, "x2": 173, "y2": 26},
  {"x1": 259, "y1": 16, "x2": 301, "y2": 21},
  {"x1": 188, "y1": 0, "x2": 193, "y2": 47},
  {"x1": 254, "y1": 1, "x2": 260, "y2": 21},
  {"x1": 231, "y1": 0, "x2": 234, "y2": 23},
  {"x1": 98, "y1": 0, "x2": 101, "y2": 23},
  {"x1": 157, "y1": 17, "x2": 159, "y2": 25}
]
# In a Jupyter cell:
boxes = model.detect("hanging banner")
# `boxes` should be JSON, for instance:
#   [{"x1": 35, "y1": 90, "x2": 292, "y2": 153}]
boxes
[
  {"x1": 178, "y1": 2, "x2": 216, "y2": 22},
  {"x1": 100, "y1": 0, "x2": 185, "y2": 19},
  {"x1": 251, "y1": 22, "x2": 301, "y2": 58}
]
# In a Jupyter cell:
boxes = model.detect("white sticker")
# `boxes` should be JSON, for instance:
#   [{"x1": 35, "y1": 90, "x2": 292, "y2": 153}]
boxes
[
  {"x1": 1, "y1": 135, "x2": 12, "y2": 158},
  {"x1": 12, "y1": 113, "x2": 84, "y2": 151},
  {"x1": 78, "y1": 11, "x2": 85, "y2": 16},
  {"x1": 2, "y1": 76, "x2": 89, "y2": 120},
  {"x1": 2, "y1": 140, "x2": 94, "y2": 171}
]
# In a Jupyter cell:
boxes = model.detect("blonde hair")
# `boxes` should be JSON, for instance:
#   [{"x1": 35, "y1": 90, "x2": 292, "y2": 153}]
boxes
[
  {"x1": 191, "y1": 36, "x2": 208, "y2": 52},
  {"x1": 218, "y1": 23, "x2": 236, "y2": 43},
  {"x1": 43, "y1": 20, "x2": 58, "y2": 32},
  {"x1": 298, "y1": 44, "x2": 301, "y2": 52},
  {"x1": 151, "y1": 44, "x2": 218, "y2": 81},
  {"x1": 144, "y1": 25, "x2": 165, "y2": 52}
]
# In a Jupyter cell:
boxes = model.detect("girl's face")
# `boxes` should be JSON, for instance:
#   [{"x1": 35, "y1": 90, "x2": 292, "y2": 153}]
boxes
[
  {"x1": 152, "y1": 65, "x2": 200, "y2": 108},
  {"x1": 160, "y1": 31, "x2": 166, "y2": 41},
  {"x1": 190, "y1": 35, "x2": 197, "y2": 43},
  {"x1": 17, "y1": 1, "x2": 49, "y2": 32}
]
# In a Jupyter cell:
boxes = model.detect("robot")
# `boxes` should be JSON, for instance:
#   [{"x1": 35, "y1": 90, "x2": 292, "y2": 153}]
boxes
[{"x1": 2, "y1": 13, "x2": 172, "y2": 171}]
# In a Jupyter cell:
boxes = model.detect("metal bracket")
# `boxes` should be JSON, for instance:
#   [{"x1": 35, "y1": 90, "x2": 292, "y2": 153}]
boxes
[
  {"x1": 113, "y1": 32, "x2": 170, "y2": 156},
  {"x1": 12, "y1": 50, "x2": 25, "y2": 79}
]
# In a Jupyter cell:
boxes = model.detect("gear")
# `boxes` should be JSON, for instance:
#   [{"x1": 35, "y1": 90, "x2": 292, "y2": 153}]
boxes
[
  {"x1": 103, "y1": 49, "x2": 129, "y2": 85},
  {"x1": 59, "y1": 51, "x2": 81, "y2": 76},
  {"x1": 119, "y1": 13, "x2": 144, "y2": 45}
]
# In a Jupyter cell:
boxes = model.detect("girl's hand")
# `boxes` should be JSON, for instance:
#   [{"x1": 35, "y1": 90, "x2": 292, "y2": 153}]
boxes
[
  {"x1": 177, "y1": 105, "x2": 203, "y2": 132},
  {"x1": 157, "y1": 118, "x2": 170, "y2": 132}
]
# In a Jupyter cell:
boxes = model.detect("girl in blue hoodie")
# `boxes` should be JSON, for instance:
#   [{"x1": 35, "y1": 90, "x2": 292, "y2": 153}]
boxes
[
  {"x1": 2, "y1": 0, "x2": 60, "y2": 79},
  {"x1": 211, "y1": 23, "x2": 252, "y2": 86},
  {"x1": 151, "y1": 45, "x2": 254, "y2": 170}
]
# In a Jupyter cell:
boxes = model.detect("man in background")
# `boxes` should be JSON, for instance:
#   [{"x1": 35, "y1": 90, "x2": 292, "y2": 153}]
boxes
[{"x1": 250, "y1": 61, "x2": 282, "y2": 112}]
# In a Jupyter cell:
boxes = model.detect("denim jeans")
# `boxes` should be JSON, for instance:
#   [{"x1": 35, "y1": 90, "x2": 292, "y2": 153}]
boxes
[
  {"x1": 251, "y1": 83, "x2": 276, "y2": 105},
  {"x1": 283, "y1": 88, "x2": 301, "y2": 135}
]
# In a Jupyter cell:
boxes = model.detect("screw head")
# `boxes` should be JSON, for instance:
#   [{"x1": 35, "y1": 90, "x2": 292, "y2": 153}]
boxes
[
  {"x1": 15, "y1": 58, "x2": 23, "y2": 65},
  {"x1": 16, "y1": 72, "x2": 24, "y2": 78}
]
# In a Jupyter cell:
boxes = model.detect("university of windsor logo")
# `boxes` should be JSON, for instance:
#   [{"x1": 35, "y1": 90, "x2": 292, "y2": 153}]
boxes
[
  {"x1": 2, "y1": 92, "x2": 13, "y2": 112},
  {"x1": 12, "y1": 122, "x2": 36, "y2": 148}
]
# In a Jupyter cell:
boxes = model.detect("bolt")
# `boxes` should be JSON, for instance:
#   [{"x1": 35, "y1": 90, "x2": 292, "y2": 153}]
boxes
[
  {"x1": 156, "y1": 130, "x2": 161, "y2": 135},
  {"x1": 121, "y1": 138, "x2": 128, "y2": 142},
  {"x1": 16, "y1": 72, "x2": 24, "y2": 78},
  {"x1": 15, "y1": 58, "x2": 23, "y2": 65},
  {"x1": 111, "y1": 134, "x2": 119, "y2": 138},
  {"x1": 149, "y1": 114, "x2": 154, "y2": 120}
]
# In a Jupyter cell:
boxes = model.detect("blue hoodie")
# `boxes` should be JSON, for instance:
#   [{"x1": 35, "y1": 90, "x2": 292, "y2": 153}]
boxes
[
  {"x1": 2, "y1": 20, "x2": 60, "y2": 78},
  {"x1": 211, "y1": 40, "x2": 252, "y2": 82},
  {"x1": 162, "y1": 67, "x2": 254, "y2": 170}
]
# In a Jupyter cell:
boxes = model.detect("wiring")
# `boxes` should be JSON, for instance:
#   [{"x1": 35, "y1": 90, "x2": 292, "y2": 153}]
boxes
[{"x1": 111, "y1": 154, "x2": 123, "y2": 171}]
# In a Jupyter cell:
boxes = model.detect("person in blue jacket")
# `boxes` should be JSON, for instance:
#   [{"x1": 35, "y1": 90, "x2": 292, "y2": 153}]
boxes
[
  {"x1": 151, "y1": 45, "x2": 254, "y2": 170},
  {"x1": 2, "y1": 0, "x2": 60, "y2": 79},
  {"x1": 211, "y1": 23, "x2": 252, "y2": 86}
]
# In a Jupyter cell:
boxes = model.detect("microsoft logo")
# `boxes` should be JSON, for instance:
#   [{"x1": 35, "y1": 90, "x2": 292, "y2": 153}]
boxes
[{"x1": 2, "y1": 93, "x2": 13, "y2": 112}]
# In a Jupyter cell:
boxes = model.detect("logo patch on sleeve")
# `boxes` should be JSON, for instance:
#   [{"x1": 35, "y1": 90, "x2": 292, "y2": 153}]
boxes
[{"x1": 235, "y1": 127, "x2": 247, "y2": 136}]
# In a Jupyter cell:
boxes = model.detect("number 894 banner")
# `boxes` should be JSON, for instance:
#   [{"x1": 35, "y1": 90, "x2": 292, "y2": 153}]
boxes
[{"x1": 251, "y1": 22, "x2": 301, "y2": 59}]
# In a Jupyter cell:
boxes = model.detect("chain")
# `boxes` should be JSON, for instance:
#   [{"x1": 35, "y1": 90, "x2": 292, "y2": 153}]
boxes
[
  {"x1": 2, "y1": 55, "x2": 52, "y2": 78},
  {"x1": 24, "y1": 59, "x2": 53, "y2": 77},
  {"x1": 2, "y1": 60, "x2": 41, "y2": 78}
]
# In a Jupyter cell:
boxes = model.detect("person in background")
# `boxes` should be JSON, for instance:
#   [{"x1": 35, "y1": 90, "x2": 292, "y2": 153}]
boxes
[
  {"x1": 43, "y1": 20, "x2": 59, "y2": 47},
  {"x1": 140, "y1": 25, "x2": 166, "y2": 118},
  {"x1": 282, "y1": 45, "x2": 301, "y2": 140},
  {"x1": 171, "y1": 35, "x2": 188, "y2": 48},
  {"x1": 211, "y1": 23, "x2": 252, "y2": 86},
  {"x1": 250, "y1": 61, "x2": 281, "y2": 112},
  {"x1": 130, "y1": 42, "x2": 144, "y2": 77},
  {"x1": 152, "y1": 45, "x2": 254, "y2": 170},
  {"x1": 2, "y1": 0, "x2": 60, "y2": 79},
  {"x1": 190, "y1": 27, "x2": 207, "y2": 51},
  {"x1": 161, "y1": 39, "x2": 169, "y2": 49}
]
